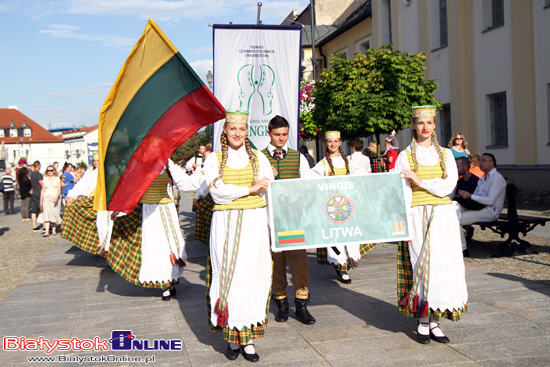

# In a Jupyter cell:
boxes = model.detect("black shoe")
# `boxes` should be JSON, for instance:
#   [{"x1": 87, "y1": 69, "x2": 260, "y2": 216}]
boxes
[
  {"x1": 417, "y1": 322, "x2": 430, "y2": 344},
  {"x1": 465, "y1": 226, "x2": 474, "y2": 241},
  {"x1": 224, "y1": 345, "x2": 240, "y2": 360},
  {"x1": 170, "y1": 287, "x2": 176, "y2": 297},
  {"x1": 241, "y1": 345, "x2": 259, "y2": 362},
  {"x1": 335, "y1": 269, "x2": 351, "y2": 284},
  {"x1": 294, "y1": 298, "x2": 316, "y2": 325},
  {"x1": 430, "y1": 325, "x2": 450, "y2": 344},
  {"x1": 273, "y1": 297, "x2": 289, "y2": 322},
  {"x1": 161, "y1": 289, "x2": 171, "y2": 301},
  {"x1": 463, "y1": 249, "x2": 470, "y2": 258}
]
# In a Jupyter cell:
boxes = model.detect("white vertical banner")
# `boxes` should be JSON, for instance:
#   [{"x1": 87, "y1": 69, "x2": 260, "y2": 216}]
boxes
[{"x1": 212, "y1": 25, "x2": 302, "y2": 151}]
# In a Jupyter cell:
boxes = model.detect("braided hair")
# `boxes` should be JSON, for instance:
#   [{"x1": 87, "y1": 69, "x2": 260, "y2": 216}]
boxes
[
  {"x1": 410, "y1": 128, "x2": 448, "y2": 179},
  {"x1": 210, "y1": 124, "x2": 258, "y2": 187},
  {"x1": 325, "y1": 141, "x2": 350, "y2": 176}
]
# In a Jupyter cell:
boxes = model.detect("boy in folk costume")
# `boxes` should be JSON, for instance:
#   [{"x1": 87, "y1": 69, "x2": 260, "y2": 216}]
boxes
[
  {"x1": 395, "y1": 106, "x2": 467, "y2": 344},
  {"x1": 311, "y1": 131, "x2": 375, "y2": 284},
  {"x1": 203, "y1": 110, "x2": 274, "y2": 362},
  {"x1": 261, "y1": 115, "x2": 316, "y2": 325}
]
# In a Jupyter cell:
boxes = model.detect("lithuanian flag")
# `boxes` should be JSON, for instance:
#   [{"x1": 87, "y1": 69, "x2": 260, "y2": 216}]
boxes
[{"x1": 94, "y1": 19, "x2": 225, "y2": 213}]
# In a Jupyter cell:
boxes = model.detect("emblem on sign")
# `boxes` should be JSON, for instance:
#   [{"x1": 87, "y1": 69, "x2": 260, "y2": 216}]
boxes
[{"x1": 324, "y1": 194, "x2": 354, "y2": 223}]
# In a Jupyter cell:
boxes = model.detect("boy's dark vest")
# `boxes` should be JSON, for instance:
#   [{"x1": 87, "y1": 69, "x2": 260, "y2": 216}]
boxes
[{"x1": 261, "y1": 148, "x2": 300, "y2": 180}]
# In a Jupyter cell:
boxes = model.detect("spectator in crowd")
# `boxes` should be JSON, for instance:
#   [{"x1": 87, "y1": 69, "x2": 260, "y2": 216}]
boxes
[
  {"x1": 383, "y1": 138, "x2": 398, "y2": 171},
  {"x1": 41, "y1": 165, "x2": 62, "y2": 236},
  {"x1": 53, "y1": 161, "x2": 61, "y2": 177},
  {"x1": 365, "y1": 141, "x2": 379, "y2": 173},
  {"x1": 457, "y1": 153, "x2": 506, "y2": 251},
  {"x1": 448, "y1": 133, "x2": 471, "y2": 159},
  {"x1": 348, "y1": 138, "x2": 371, "y2": 173},
  {"x1": 299, "y1": 145, "x2": 315, "y2": 168},
  {"x1": 17, "y1": 166, "x2": 32, "y2": 221},
  {"x1": 29, "y1": 161, "x2": 44, "y2": 231},
  {"x1": 185, "y1": 143, "x2": 208, "y2": 174},
  {"x1": 389, "y1": 130, "x2": 399, "y2": 150},
  {"x1": 2, "y1": 167, "x2": 17, "y2": 215},
  {"x1": 469, "y1": 153, "x2": 484, "y2": 178},
  {"x1": 61, "y1": 163, "x2": 76, "y2": 204}
]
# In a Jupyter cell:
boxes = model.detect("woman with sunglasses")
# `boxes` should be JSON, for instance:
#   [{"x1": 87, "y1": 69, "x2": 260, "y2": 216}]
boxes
[
  {"x1": 448, "y1": 133, "x2": 471, "y2": 159},
  {"x1": 40, "y1": 165, "x2": 62, "y2": 237}
]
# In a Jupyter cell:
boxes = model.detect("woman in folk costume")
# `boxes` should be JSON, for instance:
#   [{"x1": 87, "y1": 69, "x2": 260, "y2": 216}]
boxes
[
  {"x1": 311, "y1": 131, "x2": 375, "y2": 284},
  {"x1": 108, "y1": 158, "x2": 196, "y2": 301},
  {"x1": 395, "y1": 105, "x2": 467, "y2": 344},
  {"x1": 62, "y1": 154, "x2": 114, "y2": 255},
  {"x1": 203, "y1": 110, "x2": 274, "y2": 362}
]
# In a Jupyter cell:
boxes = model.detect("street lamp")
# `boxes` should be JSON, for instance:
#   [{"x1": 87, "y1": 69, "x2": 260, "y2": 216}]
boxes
[{"x1": 206, "y1": 70, "x2": 213, "y2": 90}]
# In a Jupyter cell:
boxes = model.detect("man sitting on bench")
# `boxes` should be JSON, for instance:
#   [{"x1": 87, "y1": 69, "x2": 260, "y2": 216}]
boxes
[{"x1": 457, "y1": 153, "x2": 506, "y2": 252}]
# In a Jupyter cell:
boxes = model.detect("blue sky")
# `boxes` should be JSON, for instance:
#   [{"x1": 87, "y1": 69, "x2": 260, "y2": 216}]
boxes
[{"x1": 0, "y1": 0, "x2": 308, "y2": 129}]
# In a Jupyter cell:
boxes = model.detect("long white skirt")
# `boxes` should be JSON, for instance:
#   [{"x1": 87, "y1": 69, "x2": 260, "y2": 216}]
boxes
[
  {"x1": 326, "y1": 244, "x2": 361, "y2": 265},
  {"x1": 209, "y1": 207, "x2": 272, "y2": 330},
  {"x1": 409, "y1": 204, "x2": 468, "y2": 312},
  {"x1": 138, "y1": 202, "x2": 187, "y2": 284}
]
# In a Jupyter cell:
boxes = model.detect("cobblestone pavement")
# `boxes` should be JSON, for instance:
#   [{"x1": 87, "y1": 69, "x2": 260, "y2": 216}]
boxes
[{"x1": 1, "y1": 197, "x2": 549, "y2": 302}]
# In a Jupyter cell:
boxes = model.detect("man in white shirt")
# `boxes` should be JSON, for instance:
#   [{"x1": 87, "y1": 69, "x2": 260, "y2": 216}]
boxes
[
  {"x1": 457, "y1": 153, "x2": 506, "y2": 250},
  {"x1": 348, "y1": 138, "x2": 371, "y2": 173}
]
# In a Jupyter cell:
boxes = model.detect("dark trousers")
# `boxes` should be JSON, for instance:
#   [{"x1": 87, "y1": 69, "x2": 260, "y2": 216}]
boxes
[
  {"x1": 272, "y1": 249, "x2": 310, "y2": 299},
  {"x1": 3, "y1": 191, "x2": 15, "y2": 214}
]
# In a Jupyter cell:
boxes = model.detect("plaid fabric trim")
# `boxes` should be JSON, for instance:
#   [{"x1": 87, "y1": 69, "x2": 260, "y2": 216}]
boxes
[
  {"x1": 205, "y1": 250, "x2": 267, "y2": 345},
  {"x1": 61, "y1": 197, "x2": 102, "y2": 256},
  {"x1": 316, "y1": 244, "x2": 375, "y2": 271},
  {"x1": 397, "y1": 241, "x2": 466, "y2": 321},
  {"x1": 194, "y1": 194, "x2": 214, "y2": 245},
  {"x1": 107, "y1": 204, "x2": 177, "y2": 289}
]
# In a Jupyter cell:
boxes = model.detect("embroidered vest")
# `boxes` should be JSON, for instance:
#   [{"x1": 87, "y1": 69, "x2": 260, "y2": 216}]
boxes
[
  {"x1": 213, "y1": 150, "x2": 267, "y2": 211},
  {"x1": 140, "y1": 171, "x2": 173, "y2": 204},
  {"x1": 405, "y1": 149, "x2": 452, "y2": 207},
  {"x1": 261, "y1": 148, "x2": 300, "y2": 180}
]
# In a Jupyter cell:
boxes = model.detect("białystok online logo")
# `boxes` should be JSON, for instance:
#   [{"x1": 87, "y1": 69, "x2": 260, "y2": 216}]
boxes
[{"x1": 3, "y1": 331, "x2": 182, "y2": 354}]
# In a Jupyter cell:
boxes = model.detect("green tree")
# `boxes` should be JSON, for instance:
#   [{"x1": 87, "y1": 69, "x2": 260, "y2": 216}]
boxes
[{"x1": 313, "y1": 45, "x2": 441, "y2": 148}]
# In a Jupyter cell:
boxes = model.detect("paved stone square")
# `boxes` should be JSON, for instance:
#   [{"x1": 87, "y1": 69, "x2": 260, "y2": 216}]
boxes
[{"x1": 1, "y1": 193, "x2": 549, "y2": 366}]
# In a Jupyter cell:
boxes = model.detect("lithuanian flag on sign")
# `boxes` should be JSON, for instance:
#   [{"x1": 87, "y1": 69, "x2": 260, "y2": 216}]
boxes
[
  {"x1": 94, "y1": 19, "x2": 225, "y2": 213},
  {"x1": 278, "y1": 230, "x2": 306, "y2": 245}
]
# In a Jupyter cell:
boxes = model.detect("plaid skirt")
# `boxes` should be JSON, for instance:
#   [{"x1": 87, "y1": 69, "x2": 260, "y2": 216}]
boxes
[
  {"x1": 397, "y1": 241, "x2": 466, "y2": 321},
  {"x1": 205, "y1": 250, "x2": 268, "y2": 345},
  {"x1": 61, "y1": 197, "x2": 102, "y2": 256},
  {"x1": 194, "y1": 194, "x2": 214, "y2": 246},
  {"x1": 107, "y1": 204, "x2": 178, "y2": 289},
  {"x1": 316, "y1": 243, "x2": 376, "y2": 271}
]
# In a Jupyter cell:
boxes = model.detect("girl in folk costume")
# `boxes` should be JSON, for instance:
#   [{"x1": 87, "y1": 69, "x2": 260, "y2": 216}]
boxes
[
  {"x1": 311, "y1": 131, "x2": 375, "y2": 284},
  {"x1": 107, "y1": 158, "x2": 196, "y2": 301},
  {"x1": 395, "y1": 106, "x2": 467, "y2": 344},
  {"x1": 62, "y1": 154, "x2": 114, "y2": 256},
  {"x1": 203, "y1": 110, "x2": 274, "y2": 362}
]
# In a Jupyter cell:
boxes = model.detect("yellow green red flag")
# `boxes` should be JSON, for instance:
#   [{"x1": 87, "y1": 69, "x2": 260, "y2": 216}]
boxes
[{"x1": 94, "y1": 19, "x2": 225, "y2": 213}]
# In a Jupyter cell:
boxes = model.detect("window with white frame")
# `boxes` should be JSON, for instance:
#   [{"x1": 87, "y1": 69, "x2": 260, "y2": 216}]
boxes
[
  {"x1": 10, "y1": 128, "x2": 18, "y2": 137},
  {"x1": 24, "y1": 128, "x2": 31, "y2": 137},
  {"x1": 356, "y1": 37, "x2": 371, "y2": 54},
  {"x1": 0, "y1": 129, "x2": 4, "y2": 137},
  {"x1": 489, "y1": 92, "x2": 508, "y2": 146}
]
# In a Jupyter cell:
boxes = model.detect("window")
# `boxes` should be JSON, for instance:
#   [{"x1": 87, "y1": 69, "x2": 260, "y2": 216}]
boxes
[
  {"x1": 439, "y1": 0, "x2": 448, "y2": 47},
  {"x1": 440, "y1": 104, "x2": 452, "y2": 146},
  {"x1": 356, "y1": 37, "x2": 371, "y2": 54},
  {"x1": 492, "y1": 0, "x2": 504, "y2": 27},
  {"x1": 10, "y1": 128, "x2": 18, "y2": 137},
  {"x1": 24, "y1": 128, "x2": 31, "y2": 137},
  {"x1": 489, "y1": 92, "x2": 508, "y2": 146},
  {"x1": 0, "y1": 129, "x2": 4, "y2": 137},
  {"x1": 546, "y1": 0, "x2": 550, "y2": 8}
]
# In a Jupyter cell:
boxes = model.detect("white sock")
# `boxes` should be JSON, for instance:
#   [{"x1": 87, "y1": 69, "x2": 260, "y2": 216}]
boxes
[
  {"x1": 429, "y1": 317, "x2": 445, "y2": 337},
  {"x1": 341, "y1": 271, "x2": 350, "y2": 280},
  {"x1": 229, "y1": 343, "x2": 239, "y2": 351},
  {"x1": 243, "y1": 341, "x2": 255, "y2": 354},
  {"x1": 418, "y1": 317, "x2": 429, "y2": 335},
  {"x1": 162, "y1": 289, "x2": 170, "y2": 298}
]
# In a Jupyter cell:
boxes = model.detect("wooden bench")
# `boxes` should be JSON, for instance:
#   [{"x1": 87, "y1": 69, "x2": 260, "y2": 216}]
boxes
[{"x1": 472, "y1": 183, "x2": 550, "y2": 256}]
